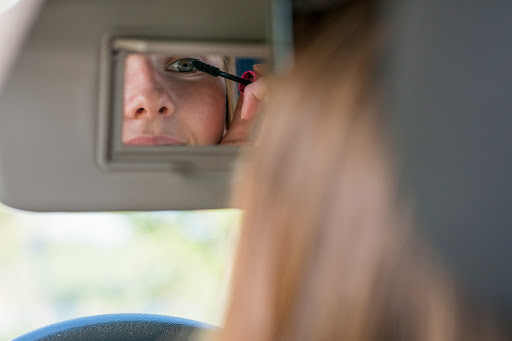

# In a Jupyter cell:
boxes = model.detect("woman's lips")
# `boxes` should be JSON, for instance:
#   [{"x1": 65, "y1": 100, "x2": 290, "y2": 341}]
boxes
[{"x1": 124, "y1": 135, "x2": 186, "y2": 146}]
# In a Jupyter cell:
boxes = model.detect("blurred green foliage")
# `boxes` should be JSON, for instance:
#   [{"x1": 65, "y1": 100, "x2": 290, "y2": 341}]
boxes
[{"x1": 0, "y1": 204, "x2": 241, "y2": 340}]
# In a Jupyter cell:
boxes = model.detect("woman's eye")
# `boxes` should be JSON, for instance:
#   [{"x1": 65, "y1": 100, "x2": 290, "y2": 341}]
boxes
[{"x1": 165, "y1": 58, "x2": 197, "y2": 72}]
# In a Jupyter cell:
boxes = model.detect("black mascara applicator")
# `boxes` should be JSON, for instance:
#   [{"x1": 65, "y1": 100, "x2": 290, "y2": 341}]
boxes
[{"x1": 190, "y1": 59, "x2": 252, "y2": 86}]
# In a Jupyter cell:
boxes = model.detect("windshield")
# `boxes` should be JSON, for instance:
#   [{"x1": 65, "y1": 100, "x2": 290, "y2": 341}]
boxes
[{"x1": 0, "y1": 203, "x2": 241, "y2": 340}]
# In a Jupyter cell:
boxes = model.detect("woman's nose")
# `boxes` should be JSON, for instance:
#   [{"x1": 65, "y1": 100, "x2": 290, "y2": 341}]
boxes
[
  {"x1": 123, "y1": 55, "x2": 176, "y2": 119},
  {"x1": 126, "y1": 93, "x2": 175, "y2": 119}
]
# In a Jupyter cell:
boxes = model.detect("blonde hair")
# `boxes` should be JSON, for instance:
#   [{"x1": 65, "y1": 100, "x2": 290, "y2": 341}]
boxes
[
  {"x1": 223, "y1": 57, "x2": 237, "y2": 127},
  {"x1": 213, "y1": 1, "x2": 506, "y2": 340}
]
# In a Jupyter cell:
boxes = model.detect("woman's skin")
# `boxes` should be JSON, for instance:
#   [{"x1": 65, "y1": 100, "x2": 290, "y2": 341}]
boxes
[
  {"x1": 122, "y1": 54, "x2": 266, "y2": 146},
  {"x1": 122, "y1": 54, "x2": 227, "y2": 146},
  {"x1": 219, "y1": 64, "x2": 267, "y2": 146}
]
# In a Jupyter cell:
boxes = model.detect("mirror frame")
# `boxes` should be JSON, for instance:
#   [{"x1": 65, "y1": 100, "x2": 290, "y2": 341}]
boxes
[{"x1": 97, "y1": 37, "x2": 270, "y2": 172}]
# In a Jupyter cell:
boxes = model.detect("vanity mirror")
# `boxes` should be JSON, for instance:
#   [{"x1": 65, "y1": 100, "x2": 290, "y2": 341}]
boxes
[{"x1": 98, "y1": 38, "x2": 270, "y2": 171}]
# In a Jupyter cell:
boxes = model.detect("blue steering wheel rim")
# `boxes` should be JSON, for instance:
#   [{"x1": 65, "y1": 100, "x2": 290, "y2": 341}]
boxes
[{"x1": 12, "y1": 313, "x2": 213, "y2": 341}]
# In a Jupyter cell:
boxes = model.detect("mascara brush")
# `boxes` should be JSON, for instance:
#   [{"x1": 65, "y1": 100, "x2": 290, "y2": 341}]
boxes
[{"x1": 190, "y1": 59, "x2": 253, "y2": 86}]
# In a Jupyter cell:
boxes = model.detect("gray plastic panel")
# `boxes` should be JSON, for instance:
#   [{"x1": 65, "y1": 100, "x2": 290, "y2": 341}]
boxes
[
  {"x1": 0, "y1": 0, "x2": 269, "y2": 211},
  {"x1": 386, "y1": 0, "x2": 512, "y2": 319},
  {"x1": 0, "y1": 0, "x2": 44, "y2": 92}
]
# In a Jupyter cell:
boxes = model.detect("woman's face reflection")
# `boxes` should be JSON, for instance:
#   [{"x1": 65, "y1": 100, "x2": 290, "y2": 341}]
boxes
[{"x1": 122, "y1": 54, "x2": 227, "y2": 146}]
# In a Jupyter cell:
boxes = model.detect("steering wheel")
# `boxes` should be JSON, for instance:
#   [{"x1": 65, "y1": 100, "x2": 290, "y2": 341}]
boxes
[{"x1": 12, "y1": 313, "x2": 212, "y2": 341}]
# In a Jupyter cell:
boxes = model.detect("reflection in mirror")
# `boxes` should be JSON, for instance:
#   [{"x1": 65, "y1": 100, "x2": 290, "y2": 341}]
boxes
[{"x1": 122, "y1": 53, "x2": 261, "y2": 147}]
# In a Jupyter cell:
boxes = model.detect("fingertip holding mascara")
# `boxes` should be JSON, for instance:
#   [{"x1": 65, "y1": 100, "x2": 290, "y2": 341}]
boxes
[{"x1": 238, "y1": 71, "x2": 256, "y2": 94}]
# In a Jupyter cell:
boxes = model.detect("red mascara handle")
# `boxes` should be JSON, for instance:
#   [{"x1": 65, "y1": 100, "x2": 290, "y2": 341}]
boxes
[{"x1": 238, "y1": 71, "x2": 256, "y2": 94}]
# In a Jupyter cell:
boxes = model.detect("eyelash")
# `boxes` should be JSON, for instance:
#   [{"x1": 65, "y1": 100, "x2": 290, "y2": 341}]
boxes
[{"x1": 165, "y1": 58, "x2": 199, "y2": 73}]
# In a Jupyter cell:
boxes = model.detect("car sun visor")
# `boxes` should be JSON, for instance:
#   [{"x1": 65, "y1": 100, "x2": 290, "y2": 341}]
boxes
[{"x1": 0, "y1": 0, "x2": 275, "y2": 212}]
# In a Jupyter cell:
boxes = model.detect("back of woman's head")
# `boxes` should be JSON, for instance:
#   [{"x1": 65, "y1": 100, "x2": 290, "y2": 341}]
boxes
[{"x1": 215, "y1": 1, "x2": 506, "y2": 340}]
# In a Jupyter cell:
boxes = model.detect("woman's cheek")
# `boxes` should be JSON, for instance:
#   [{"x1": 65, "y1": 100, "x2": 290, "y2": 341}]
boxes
[{"x1": 179, "y1": 81, "x2": 227, "y2": 144}]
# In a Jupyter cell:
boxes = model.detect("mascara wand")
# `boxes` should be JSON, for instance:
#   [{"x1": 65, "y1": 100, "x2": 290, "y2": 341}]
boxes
[{"x1": 190, "y1": 59, "x2": 253, "y2": 86}]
